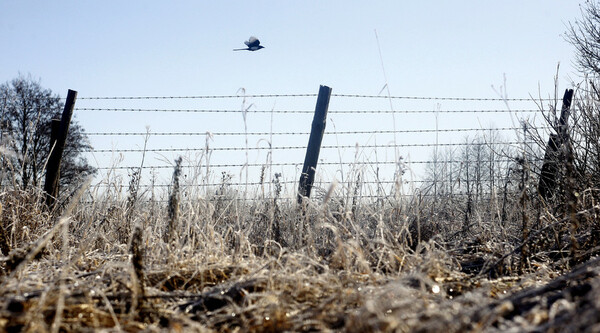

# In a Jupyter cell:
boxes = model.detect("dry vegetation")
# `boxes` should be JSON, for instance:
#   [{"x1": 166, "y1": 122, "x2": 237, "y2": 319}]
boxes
[
  {"x1": 1, "y1": 154, "x2": 600, "y2": 333},
  {"x1": 2, "y1": 84, "x2": 600, "y2": 332}
]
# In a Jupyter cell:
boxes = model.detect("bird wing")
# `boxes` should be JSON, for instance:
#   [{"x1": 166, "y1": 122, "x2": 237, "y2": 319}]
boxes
[{"x1": 245, "y1": 36, "x2": 260, "y2": 48}]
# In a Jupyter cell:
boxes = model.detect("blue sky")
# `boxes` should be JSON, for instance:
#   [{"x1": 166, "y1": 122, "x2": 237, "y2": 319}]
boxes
[
  {"x1": 0, "y1": 1, "x2": 588, "y2": 194},
  {"x1": 1, "y1": 1, "x2": 583, "y2": 97}
]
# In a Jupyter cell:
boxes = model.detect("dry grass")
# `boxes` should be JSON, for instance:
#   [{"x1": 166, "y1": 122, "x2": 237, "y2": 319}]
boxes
[{"x1": 1, "y1": 171, "x2": 600, "y2": 332}]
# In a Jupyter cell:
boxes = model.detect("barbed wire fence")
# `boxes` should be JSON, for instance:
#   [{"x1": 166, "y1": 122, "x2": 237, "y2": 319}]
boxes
[{"x1": 74, "y1": 89, "x2": 558, "y2": 203}]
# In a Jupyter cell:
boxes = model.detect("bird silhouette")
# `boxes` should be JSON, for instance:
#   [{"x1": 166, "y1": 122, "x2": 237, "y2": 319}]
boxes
[{"x1": 233, "y1": 36, "x2": 264, "y2": 51}]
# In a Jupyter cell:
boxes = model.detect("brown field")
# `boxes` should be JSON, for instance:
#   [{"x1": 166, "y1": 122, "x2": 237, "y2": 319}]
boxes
[{"x1": 1, "y1": 177, "x2": 599, "y2": 332}]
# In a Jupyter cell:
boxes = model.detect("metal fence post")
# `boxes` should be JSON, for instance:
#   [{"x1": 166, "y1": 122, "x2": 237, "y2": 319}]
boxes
[
  {"x1": 538, "y1": 88, "x2": 574, "y2": 201},
  {"x1": 297, "y1": 85, "x2": 332, "y2": 203}
]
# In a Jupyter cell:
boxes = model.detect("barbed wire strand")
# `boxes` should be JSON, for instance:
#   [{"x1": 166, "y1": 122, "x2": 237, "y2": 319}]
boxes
[
  {"x1": 84, "y1": 126, "x2": 549, "y2": 137},
  {"x1": 80, "y1": 190, "x2": 512, "y2": 204},
  {"x1": 75, "y1": 107, "x2": 542, "y2": 114},
  {"x1": 331, "y1": 93, "x2": 546, "y2": 101},
  {"x1": 91, "y1": 179, "x2": 516, "y2": 188},
  {"x1": 77, "y1": 94, "x2": 318, "y2": 100},
  {"x1": 93, "y1": 158, "x2": 531, "y2": 170},
  {"x1": 82, "y1": 141, "x2": 532, "y2": 153},
  {"x1": 75, "y1": 93, "x2": 553, "y2": 101}
]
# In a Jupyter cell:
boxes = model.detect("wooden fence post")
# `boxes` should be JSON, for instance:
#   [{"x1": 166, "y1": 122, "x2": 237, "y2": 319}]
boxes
[
  {"x1": 297, "y1": 85, "x2": 332, "y2": 203},
  {"x1": 538, "y1": 88, "x2": 574, "y2": 201},
  {"x1": 44, "y1": 89, "x2": 77, "y2": 209}
]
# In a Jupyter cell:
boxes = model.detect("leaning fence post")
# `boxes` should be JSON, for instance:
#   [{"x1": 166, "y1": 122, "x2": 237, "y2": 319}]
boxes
[
  {"x1": 44, "y1": 89, "x2": 77, "y2": 209},
  {"x1": 297, "y1": 85, "x2": 332, "y2": 203},
  {"x1": 538, "y1": 88, "x2": 574, "y2": 201}
]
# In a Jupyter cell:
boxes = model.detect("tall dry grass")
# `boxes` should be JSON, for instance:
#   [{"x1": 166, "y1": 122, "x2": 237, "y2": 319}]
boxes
[
  {"x1": 2, "y1": 87, "x2": 600, "y2": 331},
  {"x1": 0, "y1": 147, "x2": 598, "y2": 332}
]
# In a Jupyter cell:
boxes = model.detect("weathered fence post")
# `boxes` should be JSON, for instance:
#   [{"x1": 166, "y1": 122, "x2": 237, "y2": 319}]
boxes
[
  {"x1": 44, "y1": 89, "x2": 77, "y2": 209},
  {"x1": 297, "y1": 85, "x2": 332, "y2": 203},
  {"x1": 538, "y1": 88, "x2": 574, "y2": 201},
  {"x1": 49, "y1": 118, "x2": 61, "y2": 147}
]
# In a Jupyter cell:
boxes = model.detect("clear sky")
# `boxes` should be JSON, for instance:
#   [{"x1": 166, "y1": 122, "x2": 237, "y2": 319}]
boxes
[
  {"x1": 0, "y1": 1, "x2": 583, "y2": 96},
  {"x1": 0, "y1": 1, "x2": 588, "y2": 195}
]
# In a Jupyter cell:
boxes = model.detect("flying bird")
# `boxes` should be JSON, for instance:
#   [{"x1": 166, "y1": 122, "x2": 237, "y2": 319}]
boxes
[{"x1": 233, "y1": 36, "x2": 264, "y2": 51}]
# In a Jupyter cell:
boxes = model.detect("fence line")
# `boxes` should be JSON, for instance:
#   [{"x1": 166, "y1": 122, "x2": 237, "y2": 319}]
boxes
[
  {"x1": 81, "y1": 191, "x2": 503, "y2": 204},
  {"x1": 91, "y1": 178, "x2": 518, "y2": 188},
  {"x1": 0, "y1": 87, "x2": 569, "y2": 207},
  {"x1": 68, "y1": 89, "x2": 554, "y2": 200},
  {"x1": 74, "y1": 93, "x2": 555, "y2": 102},
  {"x1": 77, "y1": 93, "x2": 318, "y2": 100},
  {"x1": 83, "y1": 141, "x2": 532, "y2": 153},
  {"x1": 75, "y1": 107, "x2": 541, "y2": 114},
  {"x1": 331, "y1": 94, "x2": 551, "y2": 101},
  {"x1": 84, "y1": 126, "x2": 549, "y2": 137},
  {"x1": 93, "y1": 158, "x2": 531, "y2": 170}
]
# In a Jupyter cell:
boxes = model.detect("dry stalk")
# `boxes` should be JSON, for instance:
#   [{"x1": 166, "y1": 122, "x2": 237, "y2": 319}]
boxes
[
  {"x1": 0, "y1": 200, "x2": 10, "y2": 257},
  {"x1": 129, "y1": 223, "x2": 146, "y2": 317},
  {"x1": 165, "y1": 157, "x2": 182, "y2": 247},
  {"x1": 50, "y1": 216, "x2": 70, "y2": 333}
]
